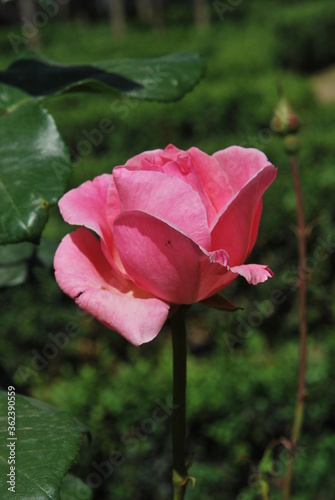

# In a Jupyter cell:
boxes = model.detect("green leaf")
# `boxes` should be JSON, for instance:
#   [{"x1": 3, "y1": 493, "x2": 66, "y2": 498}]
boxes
[
  {"x1": 0, "y1": 241, "x2": 34, "y2": 287},
  {"x1": 0, "y1": 57, "x2": 142, "y2": 98},
  {"x1": 97, "y1": 51, "x2": 206, "y2": 101},
  {"x1": 60, "y1": 474, "x2": 92, "y2": 500},
  {"x1": 0, "y1": 84, "x2": 30, "y2": 112},
  {"x1": 0, "y1": 90, "x2": 71, "y2": 244},
  {"x1": 0, "y1": 261, "x2": 27, "y2": 287},
  {"x1": 0, "y1": 51, "x2": 206, "y2": 102},
  {"x1": 0, "y1": 238, "x2": 59, "y2": 288},
  {"x1": 0, "y1": 391, "x2": 88, "y2": 500}
]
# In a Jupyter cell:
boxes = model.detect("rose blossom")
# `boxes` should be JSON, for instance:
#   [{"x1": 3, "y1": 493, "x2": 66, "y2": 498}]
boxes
[{"x1": 54, "y1": 144, "x2": 277, "y2": 345}]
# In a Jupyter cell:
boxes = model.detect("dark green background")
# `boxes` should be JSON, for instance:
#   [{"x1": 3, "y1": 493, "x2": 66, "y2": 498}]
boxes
[{"x1": 1, "y1": 1, "x2": 335, "y2": 498}]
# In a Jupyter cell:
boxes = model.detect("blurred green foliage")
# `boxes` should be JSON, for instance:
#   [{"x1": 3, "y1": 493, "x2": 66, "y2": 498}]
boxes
[
  {"x1": 274, "y1": 1, "x2": 335, "y2": 72},
  {"x1": 1, "y1": 1, "x2": 335, "y2": 499}
]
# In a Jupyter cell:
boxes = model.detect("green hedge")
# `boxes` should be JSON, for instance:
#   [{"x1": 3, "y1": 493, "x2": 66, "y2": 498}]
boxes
[{"x1": 274, "y1": 2, "x2": 335, "y2": 72}]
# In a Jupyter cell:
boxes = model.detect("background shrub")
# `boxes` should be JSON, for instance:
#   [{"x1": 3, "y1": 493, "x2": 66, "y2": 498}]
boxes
[{"x1": 1, "y1": 2, "x2": 335, "y2": 498}]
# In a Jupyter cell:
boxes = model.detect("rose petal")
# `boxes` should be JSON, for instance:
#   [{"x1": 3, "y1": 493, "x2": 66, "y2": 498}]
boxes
[
  {"x1": 188, "y1": 146, "x2": 236, "y2": 214},
  {"x1": 114, "y1": 210, "x2": 203, "y2": 303},
  {"x1": 54, "y1": 228, "x2": 170, "y2": 346},
  {"x1": 58, "y1": 174, "x2": 113, "y2": 239},
  {"x1": 113, "y1": 168, "x2": 211, "y2": 249},
  {"x1": 230, "y1": 264, "x2": 274, "y2": 285},
  {"x1": 162, "y1": 152, "x2": 217, "y2": 224},
  {"x1": 211, "y1": 163, "x2": 277, "y2": 266},
  {"x1": 248, "y1": 200, "x2": 263, "y2": 256},
  {"x1": 58, "y1": 174, "x2": 127, "y2": 276},
  {"x1": 124, "y1": 148, "x2": 166, "y2": 170},
  {"x1": 114, "y1": 210, "x2": 236, "y2": 304},
  {"x1": 124, "y1": 145, "x2": 217, "y2": 224},
  {"x1": 212, "y1": 146, "x2": 271, "y2": 198}
]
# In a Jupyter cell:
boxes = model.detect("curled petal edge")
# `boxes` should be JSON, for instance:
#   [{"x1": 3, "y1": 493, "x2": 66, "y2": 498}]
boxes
[{"x1": 229, "y1": 264, "x2": 274, "y2": 285}]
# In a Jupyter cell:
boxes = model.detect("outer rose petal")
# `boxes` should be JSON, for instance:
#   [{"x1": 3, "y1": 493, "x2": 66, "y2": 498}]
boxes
[
  {"x1": 58, "y1": 174, "x2": 113, "y2": 239},
  {"x1": 114, "y1": 210, "x2": 242, "y2": 304},
  {"x1": 113, "y1": 168, "x2": 211, "y2": 249},
  {"x1": 230, "y1": 264, "x2": 274, "y2": 285},
  {"x1": 212, "y1": 146, "x2": 271, "y2": 202},
  {"x1": 248, "y1": 200, "x2": 263, "y2": 256},
  {"x1": 58, "y1": 174, "x2": 127, "y2": 276},
  {"x1": 114, "y1": 210, "x2": 205, "y2": 303},
  {"x1": 54, "y1": 228, "x2": 169, "y2": 346},
  {"x1": 211, "y1": 163, "x2": 277, "y2": 266}
]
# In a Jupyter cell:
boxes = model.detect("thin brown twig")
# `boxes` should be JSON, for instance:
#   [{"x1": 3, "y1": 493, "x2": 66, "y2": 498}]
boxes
[{"x1": 283, "y1": 155, "x2": 308, "y2": 500}]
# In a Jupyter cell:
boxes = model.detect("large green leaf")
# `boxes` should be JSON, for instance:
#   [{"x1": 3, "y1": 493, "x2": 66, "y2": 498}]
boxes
[
  {"x1": 0, "y1": 51, "x2": 206, "y2": 102},
  {"x1": 0, "y1": 58, "x2": 142, "y2": 98},
  {"x1": 0, "y1": 86, "x2": 71, "y2": 244},
  {"x1": 98, "y1": 51, "x2": 206, "y2": 101},
  {"x1": 0, "y1": 391, "x2": 88, "y2": 500}
]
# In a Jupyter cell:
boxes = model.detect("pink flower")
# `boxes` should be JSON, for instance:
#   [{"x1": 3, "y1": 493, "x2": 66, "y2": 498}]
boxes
[{"x1": 54, "y1": 145, "x2": 277, "y2": 346}]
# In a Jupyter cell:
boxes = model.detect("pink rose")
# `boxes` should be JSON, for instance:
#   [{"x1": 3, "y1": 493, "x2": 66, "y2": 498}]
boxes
[{"x1": 54, "y1": 144, "x2": 277, "y2": 345}]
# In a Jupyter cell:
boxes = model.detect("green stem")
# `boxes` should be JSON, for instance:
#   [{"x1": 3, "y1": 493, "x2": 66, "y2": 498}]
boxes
[
  {"x1": 171, "y1": 306, "x2": 189, "y2": 500},
  {"x1": 283, "y1": 155, "x2": 308, "y2": 500}
]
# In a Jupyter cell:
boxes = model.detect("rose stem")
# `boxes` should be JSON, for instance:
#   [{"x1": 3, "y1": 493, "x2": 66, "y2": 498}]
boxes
[
  {"x1": 283, "y1": 154, "x2": 308, "y2": 500},
  {"x1": 171, "y1": 305, "x2": 189, "y2": 500}
]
